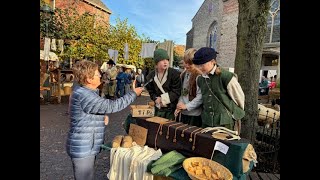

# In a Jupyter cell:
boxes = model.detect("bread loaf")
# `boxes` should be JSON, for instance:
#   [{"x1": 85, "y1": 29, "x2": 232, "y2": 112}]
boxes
[
  {"x1": 112, "y1": 135, "x2": 123, "y2": 148},
  {"x1": 121, "y1": 135, "x2": 133, "y2": 148}
]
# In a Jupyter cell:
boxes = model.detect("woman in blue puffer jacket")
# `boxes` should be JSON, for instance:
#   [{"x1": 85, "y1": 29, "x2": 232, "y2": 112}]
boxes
[{"x1": 66, "y1": 60, "x2": 143, "y2": 180}]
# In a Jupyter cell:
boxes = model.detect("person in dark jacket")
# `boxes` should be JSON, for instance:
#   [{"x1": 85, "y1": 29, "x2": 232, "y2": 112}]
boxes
[
  {"x1": 135, "y1": 68, "x2": 145, "y2": 87},
  {"x1": 116, "y1": 67, "x2": 127, "y2": 98},
  {"x1": 66, "y1": 60, "x2": 143, "y2": 180},
  {"x1": 145, "y1": 49, "x2": 181, "y2": 120}
]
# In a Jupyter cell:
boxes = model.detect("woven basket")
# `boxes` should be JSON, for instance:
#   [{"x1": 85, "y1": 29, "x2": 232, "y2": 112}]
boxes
[{"x1": 183, "y1": 157, "x2": 233, "y2": 180}]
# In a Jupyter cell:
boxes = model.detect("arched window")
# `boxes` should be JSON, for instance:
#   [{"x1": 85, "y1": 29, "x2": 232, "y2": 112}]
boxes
[{"x1": 208, "y1": 22, "x2": 218, "y2": 49}]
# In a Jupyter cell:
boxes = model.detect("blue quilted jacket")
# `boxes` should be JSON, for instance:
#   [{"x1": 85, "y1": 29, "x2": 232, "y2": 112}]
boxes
[{"x1": 66, "y1": 85, "x2": 137, "y2": 158}]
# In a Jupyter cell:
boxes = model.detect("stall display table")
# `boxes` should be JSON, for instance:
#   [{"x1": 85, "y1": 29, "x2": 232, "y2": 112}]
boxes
[{"x1": 124, "y1": 115, "x2": 254, "y2": 180}]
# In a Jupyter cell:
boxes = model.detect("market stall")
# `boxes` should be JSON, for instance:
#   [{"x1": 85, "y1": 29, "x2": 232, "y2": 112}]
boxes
[
  {"x1": 40, "y1": 50, "x2": 73, "y2": 104},
  {"x1": 40, "y1": 50, "x2": 59, "y2": 103},
  {"x1": 123, "y1": 115, "x2": 255, "y2": 180},
  {"x1": 105, "y1": 107, "x2": 257, "y2": 180}
]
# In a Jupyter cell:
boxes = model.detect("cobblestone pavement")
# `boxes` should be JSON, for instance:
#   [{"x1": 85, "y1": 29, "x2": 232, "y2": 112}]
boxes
[{"x1": 40, "y1": 92, "x2": 151, "y2": 180}]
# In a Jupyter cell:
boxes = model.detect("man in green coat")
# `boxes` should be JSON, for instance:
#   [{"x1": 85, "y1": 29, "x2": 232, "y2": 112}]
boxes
[{"x1": 192, "y1": 47, "x2": 245, "y2": 133}]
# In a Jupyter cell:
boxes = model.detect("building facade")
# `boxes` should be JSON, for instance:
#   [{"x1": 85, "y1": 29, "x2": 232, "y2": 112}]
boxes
[
  {"x1": 42, "y1": 0, "x2": 111, "y2": 20},
  {"x1": 55, "y1": 0, "x2": 112, "y2": 23},
  {"x1": 186, "y1": 0, "x2": 280, "y2": 81}
]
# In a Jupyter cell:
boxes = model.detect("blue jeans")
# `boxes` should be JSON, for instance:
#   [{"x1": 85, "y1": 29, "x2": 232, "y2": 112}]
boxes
[
  {"x1": 71, "y1": 155, "x2": 96, "y2": 180},
  {"x1": 116, "y1": 85, "x2": 125, "y2": 97}
]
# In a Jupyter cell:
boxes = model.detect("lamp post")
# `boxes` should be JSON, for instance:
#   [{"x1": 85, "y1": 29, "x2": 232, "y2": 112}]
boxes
[
  {"x1": 40, "y1": 4, "x2": 54, "y2": 37},
  {"x1": 40, "y1": 4, "x2": 54, "y2": 62},
  {"x1": 40, "y1": 4, "x2": 55, "y2": 103}
]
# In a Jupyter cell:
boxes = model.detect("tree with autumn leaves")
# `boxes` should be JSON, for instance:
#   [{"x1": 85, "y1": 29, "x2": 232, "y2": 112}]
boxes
[{"x1": 40, "y1": 2, "x2": 182, "y2": 69}]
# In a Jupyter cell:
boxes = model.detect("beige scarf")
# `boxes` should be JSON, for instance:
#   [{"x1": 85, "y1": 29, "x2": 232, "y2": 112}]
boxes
[{"x1": 153, "y1": 69, "x2": 170, "y2": 106}]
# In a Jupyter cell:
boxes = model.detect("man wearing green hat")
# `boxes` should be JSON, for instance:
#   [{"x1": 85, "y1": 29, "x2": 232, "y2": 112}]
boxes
[{"x1": 145, "y1": 49, "x2": 181, "y2": 120}]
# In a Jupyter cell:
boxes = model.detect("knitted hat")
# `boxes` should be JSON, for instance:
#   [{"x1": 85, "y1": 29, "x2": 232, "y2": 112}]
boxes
[
  {"x1": 192, "y1": 47, "x2": 218, "y2": 65},
  {"x1": 107, "y1": 59, "x2": 115, "y2": 65},
  {"x1": 153, "y1": 49, "x2": 169, "y2": 63}
]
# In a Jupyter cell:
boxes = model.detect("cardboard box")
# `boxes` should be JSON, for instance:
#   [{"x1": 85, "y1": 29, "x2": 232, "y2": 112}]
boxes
[
  {"x1": 128, "y1": 124, "x2": 148, "y2": 146},
  {"x1": 148, "y1": 101, "x2": 155, "y2": 106},
  {"x1": 130, "y1": 105, "x2": 155, "y2": 117}
]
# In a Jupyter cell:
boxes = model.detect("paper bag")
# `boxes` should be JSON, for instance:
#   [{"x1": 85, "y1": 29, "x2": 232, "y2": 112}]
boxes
[{"x1": 128, "y1": 124, "x2": 148, "y2": 146}]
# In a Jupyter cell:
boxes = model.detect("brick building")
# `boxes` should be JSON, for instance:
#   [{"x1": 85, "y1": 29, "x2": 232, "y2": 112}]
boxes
[
  {"x1": 186, "y1": 0, "x2": 280, "y2": 81},
  {"x1": 40, "y1": 0, "x2": 112, "y2": 52},
  {"x1": 42, "y1": 0, "x2": 111, "y2": 22},
  {"x1": 55, "y1": 0, "x2": 112, "y2": 23}
]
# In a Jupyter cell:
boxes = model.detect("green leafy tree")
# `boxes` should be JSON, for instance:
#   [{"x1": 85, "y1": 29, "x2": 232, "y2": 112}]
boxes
[
  {"x1": 40, "y1": 2, "x2": 157, "y2": 67},
  {"x1": 54, "y1": 7, "x2": 110, "y2": 63},
  {"x1": 108, "y1": 18, "x2": 142, "y2": 67}
]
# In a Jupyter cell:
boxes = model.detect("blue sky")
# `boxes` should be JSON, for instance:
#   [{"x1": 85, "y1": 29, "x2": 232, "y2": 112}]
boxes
[{"x1": 102, "y1": 0, "x2": 204, "y2": 45}]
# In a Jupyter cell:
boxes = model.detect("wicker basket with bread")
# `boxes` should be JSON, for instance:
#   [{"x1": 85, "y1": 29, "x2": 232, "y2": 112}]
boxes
[{"x1": 183, "y1": 157, "x2": 232, "y2": 180}]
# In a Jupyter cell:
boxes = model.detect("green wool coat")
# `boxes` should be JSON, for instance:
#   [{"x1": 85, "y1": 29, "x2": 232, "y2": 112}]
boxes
[{"x1": 197, "y1": 69, "x2": 245, "y2": 128}]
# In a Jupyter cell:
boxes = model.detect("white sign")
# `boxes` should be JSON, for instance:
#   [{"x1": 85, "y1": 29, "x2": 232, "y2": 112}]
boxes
[{"x1": 214, "y1": 141, "x2": 229, "y2": 155}]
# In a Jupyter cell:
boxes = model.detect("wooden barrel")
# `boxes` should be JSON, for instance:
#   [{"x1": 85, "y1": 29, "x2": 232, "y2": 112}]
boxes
[{"x1": 53, "y1": 89, "x2": 64, "y2": 96}]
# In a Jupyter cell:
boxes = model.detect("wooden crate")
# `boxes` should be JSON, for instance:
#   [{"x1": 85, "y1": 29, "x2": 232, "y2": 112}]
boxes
[
  {"x1": 148, "y1": 101, "x2": 155, "y2": 106},
  {"x1": 130, "y1": 105, "x2": 155, "y2": 117}
]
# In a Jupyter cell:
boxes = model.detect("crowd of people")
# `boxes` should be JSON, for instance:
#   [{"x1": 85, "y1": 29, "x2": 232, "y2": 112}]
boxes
[{"x1": 99, "y1": 59, "x2": 146, "y2": 100}]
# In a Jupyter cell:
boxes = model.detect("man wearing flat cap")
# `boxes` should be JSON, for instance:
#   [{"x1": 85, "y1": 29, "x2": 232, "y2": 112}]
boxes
[
  {"x1": 193, "y1": 47, "x2": 245, "y2": 133},
  {"x1": 145, "y1": 49, "x2": 181, "y2": 120}
]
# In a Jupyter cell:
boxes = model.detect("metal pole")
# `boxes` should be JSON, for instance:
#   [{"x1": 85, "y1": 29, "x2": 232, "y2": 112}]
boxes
[{"x1": 46, "y1": 20, "x2": 49, "y2": 38}]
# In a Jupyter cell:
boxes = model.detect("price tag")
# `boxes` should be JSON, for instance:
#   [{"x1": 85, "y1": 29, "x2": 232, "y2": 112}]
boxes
[{"x1": 214, "y1": 141, "x2": 229, "y2": 155}]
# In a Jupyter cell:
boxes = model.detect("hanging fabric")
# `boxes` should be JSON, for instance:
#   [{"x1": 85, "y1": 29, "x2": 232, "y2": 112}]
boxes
[
  {"x1": 108, "y1": 49, "x2": 119, "y2": 63},
  {"x1": 124, "y1": 43, "x2": 129, "y2": 60},
  {"x1": 57, "y1": 39, "x2": 64, "y2": 54},
  {"x1": 51, "y1": 39, "x2": 57, "y2": 51},
  {"x1": 113, "y1": 50, "x2": 118, "y2": 64},
  {"x1": 140, "y1": 43, "x2": 157, "y2": 58},
  {"x1": 44, "y1": 37, "x2": 51, "y2": 61},
  {"x1": 108, "y1": 49, "x2": 114, "y2": 59}
]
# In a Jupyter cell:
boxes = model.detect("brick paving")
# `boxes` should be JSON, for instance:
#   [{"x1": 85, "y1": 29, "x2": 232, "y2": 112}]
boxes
[{"x1": 40, "y1": 92, "x2": 151, "y2": 180}]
